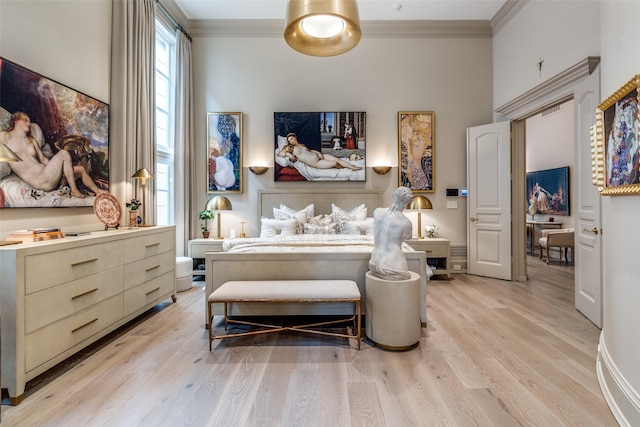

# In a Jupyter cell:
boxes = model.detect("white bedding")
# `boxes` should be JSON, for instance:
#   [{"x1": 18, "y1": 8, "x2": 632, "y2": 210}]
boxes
[{"x1": 222, "y1": 234, "x2": 415, "y2": 253}]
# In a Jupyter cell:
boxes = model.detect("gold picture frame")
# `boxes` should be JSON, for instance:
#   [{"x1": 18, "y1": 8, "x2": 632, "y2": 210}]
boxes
[
  {"x1": 398, "y1": 111, "x2": 435, "y2": 192},
  {"x1": 593, "y1": 74, "x2": 640, "y2": 195}
]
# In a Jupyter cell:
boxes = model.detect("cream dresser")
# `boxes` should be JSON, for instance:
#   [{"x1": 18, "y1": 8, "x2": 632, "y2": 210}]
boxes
[{"x1": 0, "y1": 225, "x2": 176, "y2": 404}]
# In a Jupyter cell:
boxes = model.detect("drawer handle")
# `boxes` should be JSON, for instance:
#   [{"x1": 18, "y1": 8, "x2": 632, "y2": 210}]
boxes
[
  {"x1": 71, "y1": 318, "x2": 98, "y2": 333},
  {"x1": 146, "y1": 265, "x2": 160, "y2": 272},
  {"x1": 71, "y1": 288, "x2": 99, "y2": 300},
  {"x1": 71, "y1": 258, "x2": 98, "y2": 267},
  {"x1": 145, "y1": 242, "x2": 160, "y2": 248},
  {"x1": 146, "y1": 286, "x2": 161, "y2": 296}
]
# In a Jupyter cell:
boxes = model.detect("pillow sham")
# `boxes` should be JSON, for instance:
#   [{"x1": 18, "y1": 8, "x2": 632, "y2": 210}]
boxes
[
  {"x1": 303, "y1": 222, "x2": 337, "y2": 234},
  {"x1": 331, "y1": 203, "x2": 367, "y2": 233},
  {"x1": 341, "y1": 218, "x2": 374, "y2": 236},
  {"x1": 260, "y1": 217, "x2": 297, "y2": 238},
  {"x1": 274, "y1": 203, "x2": 314, "y2": 234}
]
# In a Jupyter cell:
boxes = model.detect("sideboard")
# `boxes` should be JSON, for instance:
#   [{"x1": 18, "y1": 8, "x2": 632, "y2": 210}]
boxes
[{"x1": 0, "y1": 225, "x2": 176, "y2": 404}]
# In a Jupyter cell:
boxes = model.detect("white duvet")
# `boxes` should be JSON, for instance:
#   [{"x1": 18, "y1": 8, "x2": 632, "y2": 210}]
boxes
[{"x1": 223, "y1": 234, "x2": 415, "y2": 253}]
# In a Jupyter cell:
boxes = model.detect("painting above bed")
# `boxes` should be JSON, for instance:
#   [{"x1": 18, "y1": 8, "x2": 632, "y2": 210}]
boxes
[
  {"x1": 274, "y1": 111, "x2": 366, "y2": 182},
  {"x1": 0, "y1": 57, "x2": 109, "y2": 208}
]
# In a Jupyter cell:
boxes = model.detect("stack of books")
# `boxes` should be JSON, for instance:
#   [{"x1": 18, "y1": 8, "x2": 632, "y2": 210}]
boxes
[{"x1": 7, "y1": 228, "x2": 65, "y2": 242}]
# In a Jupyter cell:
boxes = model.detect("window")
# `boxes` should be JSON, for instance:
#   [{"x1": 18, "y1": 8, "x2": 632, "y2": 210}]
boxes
[{"x1": 155, "y1": 20, "x2": 176, "y2": 226}]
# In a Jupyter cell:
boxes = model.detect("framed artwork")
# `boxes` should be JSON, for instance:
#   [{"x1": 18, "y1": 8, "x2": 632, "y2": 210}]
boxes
[
  {"x1": 593, "y1": 73, "x2": 640, "y2": 196},
  {"x1": 207, "y1": 112, "x2": 242, "y2": 193},
  {"x1": 398, "y1": 111, "x2": 434, "y2": 192},
  {"x1": 0, "y1": 57, "x2": 109, "y2": 208},
  {"x1": 273, "y1": 111, "x2": 366, "y2": 182},
  {"x1": 526, "y1": 166, "x2": 570, "y2": 217}
]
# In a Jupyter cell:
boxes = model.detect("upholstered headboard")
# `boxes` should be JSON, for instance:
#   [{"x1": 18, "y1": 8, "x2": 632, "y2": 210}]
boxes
[{"x1": 258, "y1": 190, "x2": 382, "y2": 220}]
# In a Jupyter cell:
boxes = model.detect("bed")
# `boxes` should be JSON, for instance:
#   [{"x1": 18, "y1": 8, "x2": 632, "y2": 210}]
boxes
[{"x1": 204, "y1": 190, "x2": 428, "y2": 327}]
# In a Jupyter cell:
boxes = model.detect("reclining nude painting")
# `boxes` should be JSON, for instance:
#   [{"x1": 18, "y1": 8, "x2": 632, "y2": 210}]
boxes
[
  {"x1": 0, "y1": 57, "x2": 109, "y2": 208},
  {"x1": 274, "y1": 111, "x2": 366, "y2": 182}
]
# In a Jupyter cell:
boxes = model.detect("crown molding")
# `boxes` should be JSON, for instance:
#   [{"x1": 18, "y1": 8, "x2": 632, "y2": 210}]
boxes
[
  {"x1": 187, "y1": 19, "x2": 492, "y2": 38},
  {"x1": 491, "y1": 0, "x2": 529, "y2": 35},
  {"x1": 495, "y1": 56, "x2": 601, "y2": 120}
]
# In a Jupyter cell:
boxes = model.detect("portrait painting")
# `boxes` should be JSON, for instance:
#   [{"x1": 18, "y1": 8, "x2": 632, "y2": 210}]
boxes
[
  {"x1": 594, "y1": 73, "x2": 640, "y2": 195},
  {"x1": 399, "y1": 111, "x2": 434, "y2": 192},
  {"x1": 207, "y1": 112, "x2": 242, "y2": 193},
  {"x1": 0, "y1": 57, "x2": 109, "y2": 208},
  {"x1": 274, "y1": 111, "x2": 366, "y2": 182},
  {"x1": 526, "y1": 166, "x2": 570, "y2": 217}
]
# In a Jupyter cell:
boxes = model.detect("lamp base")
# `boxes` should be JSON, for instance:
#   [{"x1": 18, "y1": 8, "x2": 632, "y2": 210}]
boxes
[{"x1": 138, "y1": 224, "x2": 156, "y2": 228}]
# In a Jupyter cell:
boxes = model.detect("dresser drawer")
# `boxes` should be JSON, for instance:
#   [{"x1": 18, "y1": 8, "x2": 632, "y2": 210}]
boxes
[
  {"x1": 25, "y1": 267, "x2": 124, "y2": 334},
  {"x1": 25, "y1": 241, "x2": 123, "y2": 294},
  {"x1": 123, "y1": 271, "x2": 175, "y2": 316},
  {"x1": 123, "y1": 250, "x2": 175, "y2": 291},
  {"x1": 25, "y1": 294, "x2": 124, "y2": 372},
  {"x1": 123, "y1": 229, "x2": 174, "y2": 263}
]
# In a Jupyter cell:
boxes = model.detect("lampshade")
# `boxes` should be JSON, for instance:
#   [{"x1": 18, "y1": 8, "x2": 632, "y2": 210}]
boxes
[
  {"x1": 131, "y1": 168, "x2": 154, "y2": 182},
  {"x1": 206, "y1": 196, "x2": 232, "y2": 212},
  {"x1": 0, "y1": 143, "x2": 23, "y2": 162},
  {"x1": 284, "y1": 0, "x2": 361, "y2": 57},
  {"x1": 406, "y1": 195, "x2": 433, "y2": 211}
]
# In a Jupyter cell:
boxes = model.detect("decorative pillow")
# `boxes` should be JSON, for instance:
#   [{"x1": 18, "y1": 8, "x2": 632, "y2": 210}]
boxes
[
  {"x1": 303, "y1": 222, "x2": 337, "y2": 234},
  {"x1": 260, "y1": 217, "x2": 297, "y2": 238},
  {"x1": 341, "y1": 218, "x2": 374, "y2": 236},
  {"x1": 307, "y1": 214, "x2": 333, "y2": 226},
  {"x1": 274, "y1": 203, "x2": 314, "y2": 234},
  {"x1": 331, "y1": 203, "x2": 367, "y2": 233}
]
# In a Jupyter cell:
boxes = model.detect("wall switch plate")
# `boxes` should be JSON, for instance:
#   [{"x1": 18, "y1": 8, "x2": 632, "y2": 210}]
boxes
[
  {"x1": 453, "y1": 264, "x2": 462, "y2": 271},
  {"x1": 447, "y1": 201, "x2": 458, "y2": 209}
]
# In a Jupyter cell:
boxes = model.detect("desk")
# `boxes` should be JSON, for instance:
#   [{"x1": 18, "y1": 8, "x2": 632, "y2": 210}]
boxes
[{"x1": 526, "y1": 221, "x2": 562, "y2": 255}]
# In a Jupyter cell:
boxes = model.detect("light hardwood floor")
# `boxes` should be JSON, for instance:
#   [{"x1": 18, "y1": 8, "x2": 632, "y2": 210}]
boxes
[{"x1": 1, "y1": 257, "x2": 617, "y2": 426}]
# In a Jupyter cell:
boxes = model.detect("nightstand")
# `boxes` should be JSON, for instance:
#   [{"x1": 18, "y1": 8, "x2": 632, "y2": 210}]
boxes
[
  {"x1": 405, "y1": 238, "x2": 451, "y2": 279},
  {"x1": 187, "y1": 239, "x2": 225, "y2": 278}
]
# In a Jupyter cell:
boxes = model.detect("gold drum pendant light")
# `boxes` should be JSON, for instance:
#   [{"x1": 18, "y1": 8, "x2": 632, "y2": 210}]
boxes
[{"x1": 284, "y1": 0, "x2": 361, "y2": 57}]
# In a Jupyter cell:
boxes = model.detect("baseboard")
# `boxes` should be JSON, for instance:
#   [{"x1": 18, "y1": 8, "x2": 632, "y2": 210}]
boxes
[{"x1": 597, "y1": 333, "x2": 640, "y2": 427}]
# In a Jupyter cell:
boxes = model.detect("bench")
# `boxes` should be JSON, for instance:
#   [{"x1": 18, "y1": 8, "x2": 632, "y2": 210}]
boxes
[{"x1": 207, "y1": 280, "x2": 361, "y2": 350}]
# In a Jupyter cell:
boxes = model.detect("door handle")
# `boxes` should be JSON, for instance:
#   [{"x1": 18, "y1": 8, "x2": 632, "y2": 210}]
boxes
[
  {"x1": 583, "y1": 227, "x2": 599, "y2": 235},
  {"x1": 469, "y1": 217, "x2": 476, "y2": 222}
]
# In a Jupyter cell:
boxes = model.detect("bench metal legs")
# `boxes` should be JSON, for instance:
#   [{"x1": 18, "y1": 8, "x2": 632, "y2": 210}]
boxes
[{"x1": 208, "y1": 301, "x2": 361, "y2": 350}]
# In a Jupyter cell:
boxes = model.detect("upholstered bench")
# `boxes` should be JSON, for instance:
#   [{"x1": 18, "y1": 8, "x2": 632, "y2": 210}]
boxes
[
  {"x1": 539, "y1": 228, "x2": 575, "y2": 264},
  {"x1": 207, "y1": 280, "x2": 361, "y2": 350}
]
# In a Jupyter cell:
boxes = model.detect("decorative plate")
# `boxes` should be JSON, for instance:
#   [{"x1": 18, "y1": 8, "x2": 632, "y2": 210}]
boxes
[{"x1": 93, "y1": 193, "x2": 122, "y2": 228}]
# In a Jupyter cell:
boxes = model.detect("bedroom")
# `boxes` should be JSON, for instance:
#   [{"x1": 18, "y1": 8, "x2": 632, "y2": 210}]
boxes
[{"x1": 0, "y1": 0, "x2": 638, "y2": 425}]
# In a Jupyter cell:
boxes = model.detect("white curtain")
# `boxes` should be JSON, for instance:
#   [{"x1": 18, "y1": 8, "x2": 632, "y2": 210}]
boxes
[
  {"x1": 174, "y1": 29, "x2": 196, "y2": 254},
  {"x1": 110, "y1": 0, "x2": 157, "y2": 222}
]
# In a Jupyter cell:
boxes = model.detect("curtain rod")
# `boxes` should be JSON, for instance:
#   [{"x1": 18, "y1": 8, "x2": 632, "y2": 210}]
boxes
[{"x1": 156, "y1": 0, "x2": 192, "y2": 42}]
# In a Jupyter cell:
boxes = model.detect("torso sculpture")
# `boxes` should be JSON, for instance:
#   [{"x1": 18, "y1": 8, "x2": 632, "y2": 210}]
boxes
[{"x1": 369, "y1": 187, "x2": 414, "y2": 280}]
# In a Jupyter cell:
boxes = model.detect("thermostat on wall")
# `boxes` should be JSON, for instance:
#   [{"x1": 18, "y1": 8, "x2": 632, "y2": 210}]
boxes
[{"x1": 445, "y1": 188, "x2": 459, "y2": 197}]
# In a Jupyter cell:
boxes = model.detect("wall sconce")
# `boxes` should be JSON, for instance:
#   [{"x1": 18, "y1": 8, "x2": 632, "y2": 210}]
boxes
[
  {"x1": 132, "y1": 168, "x2": 154, "y2": 227},
  {"x1": 249, "y1": 166, "x2": 269, "y2": 175},
  {"x1": 206, "y1": 196, "x2": 232, "y2": 239},
  {"x1": 284, "y1": 0, "x2": 361, "y2": 57},
  {"x1": 405, "y1": 195, "x2": 433, "y2": 239},
  {"x1": 372, "y1": 166, "x2": 391, "y2": 175}
]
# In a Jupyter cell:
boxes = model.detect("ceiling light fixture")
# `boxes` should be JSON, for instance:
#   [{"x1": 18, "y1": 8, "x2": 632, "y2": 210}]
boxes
[{"x1": 284, "y1": 0, "x2": 361, "y2": 57}]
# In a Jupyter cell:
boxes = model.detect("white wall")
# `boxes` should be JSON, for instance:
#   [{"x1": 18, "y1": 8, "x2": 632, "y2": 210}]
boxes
[
  {"x1": 193, "y1": 34, "x2": 493, "y2": 242},
  {"x1": 599, "y1": 1, "x2": 640, "y2": 425},
  {"x1": 0, "y1": 0, "x2": 112, "y2": 236},
  {"x1": 494, "y1": 0, "x2": 640, "y2": 424}
]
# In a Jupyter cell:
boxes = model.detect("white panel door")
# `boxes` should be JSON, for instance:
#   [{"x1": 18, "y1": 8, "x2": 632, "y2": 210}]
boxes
[
  {"x1": 574, "y1": 67, "x2": 602, "y2": 327},
  {"x1": 467, "y1": 121, "x2": 512, "y2": 280}
]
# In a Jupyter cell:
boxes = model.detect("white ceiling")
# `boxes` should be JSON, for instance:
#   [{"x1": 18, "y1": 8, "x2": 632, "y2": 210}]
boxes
[{"x1": 172, "y1": 0, "x2": 507, "y2": 21}]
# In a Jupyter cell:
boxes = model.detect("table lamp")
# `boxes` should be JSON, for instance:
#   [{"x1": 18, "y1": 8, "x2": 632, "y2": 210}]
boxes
[
  {"x1": 206, "y1": 196, "x2": 232, "y2": 239},
  {"x1": 132, "y1": 168, "x2": 154, "y2": 227},
  {"x1": 0, "y1": 143, "x2": 23, "y2": 246},
  {"x1": 406, "y1": 195, "x2": 433, "y2": 239}
]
